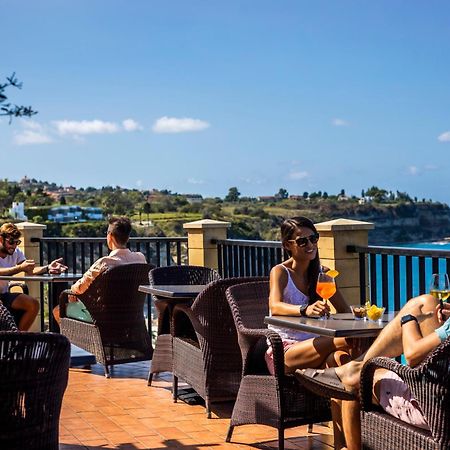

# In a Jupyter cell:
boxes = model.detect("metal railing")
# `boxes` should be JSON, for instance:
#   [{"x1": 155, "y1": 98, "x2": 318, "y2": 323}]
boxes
[
  {"x1": 348, "y1": 245, "x2": 450, "y2": 311},
  {"x1": 216, "y1": 239, "x2": 287, "y2": 278},
  {"x1": 33, "y1": 236, "x2": 188, "y2": 272}
]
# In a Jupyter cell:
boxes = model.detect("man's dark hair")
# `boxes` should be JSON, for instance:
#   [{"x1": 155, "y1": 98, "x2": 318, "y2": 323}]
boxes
[{"x1": 108, "y1": 217, "x2": 132, "y2": 246}]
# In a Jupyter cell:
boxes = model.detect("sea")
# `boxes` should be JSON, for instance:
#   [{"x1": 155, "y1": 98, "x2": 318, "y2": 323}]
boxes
[{"x1": 373, "y1": 240, "x2": 450, "y2": 310}]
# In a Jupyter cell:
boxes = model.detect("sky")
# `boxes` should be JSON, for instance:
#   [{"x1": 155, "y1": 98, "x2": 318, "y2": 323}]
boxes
[{"x1": 2, "y1": 1, "x2": 450, "y2": 202}]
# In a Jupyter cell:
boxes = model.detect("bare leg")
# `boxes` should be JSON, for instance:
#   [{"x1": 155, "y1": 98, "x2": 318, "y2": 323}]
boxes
[
  {"x1": 11, "y1": 294, "x2": 39, "y2": 331},
  {"x1": 52, "y1": 305, "x2": 61, "y2": 325},
  {"x1": 284, "y1": 336, "x2": 350, "y2": 372},
  {"x1": 337, "y1": 294, "x2": 440, "y2": 388},
  {"x1": 325, "y1": 351, "x2": 352, "y2": 450},
  {"x1": 341, "y1": 399, "x2": 360, "y2": 450}
]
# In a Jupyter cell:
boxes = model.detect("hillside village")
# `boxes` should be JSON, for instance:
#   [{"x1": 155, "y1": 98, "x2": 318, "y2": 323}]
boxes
[{"x1": 1, "y1": 177, "x2": 450, "y2": 244}]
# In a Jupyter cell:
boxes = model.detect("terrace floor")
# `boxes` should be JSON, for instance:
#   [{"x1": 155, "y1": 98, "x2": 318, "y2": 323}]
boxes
[{"x1": 60, "y1": 361, "x2": 335, "y2": 450}]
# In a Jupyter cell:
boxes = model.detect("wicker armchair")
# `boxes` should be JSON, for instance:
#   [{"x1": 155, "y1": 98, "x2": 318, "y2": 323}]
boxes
[
  {"x1": 225, "y1": 281, "x2": 332, "y2": 450},
  {"x1": 147, "y1": 265, "x2": 221, "y2": 385},
  {"x1": 171, "y1": 276, "x2": 268, "y2": 417},
  {"x1": 59, "y1": 263, "x2": 154, "y2": 377},
  {"x1": 360, "y1": 336, "x2": 450, "y2": 450},
  {"x1": 0, "y1": 303, "x2": 19, "y2": 331},
  {"x1": 0, "y1": 331, "x2": 70, "y2": 450}
]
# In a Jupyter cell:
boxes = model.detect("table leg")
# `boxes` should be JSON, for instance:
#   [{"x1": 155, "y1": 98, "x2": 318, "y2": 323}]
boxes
[
  {"x1": 48, "y1": 282, "x2": 69, "y2": 332},
  {"x1": 348, "y1": 337, "x2": 374, "y2": 359}
]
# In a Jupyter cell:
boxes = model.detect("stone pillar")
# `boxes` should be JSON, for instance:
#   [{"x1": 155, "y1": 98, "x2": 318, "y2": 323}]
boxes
[
  {"x1": 315, "y1": 218, "x2": 374, "y2": 306},
  {"x1": 183, "y1": 219, "x2": 230, "y2": 270},
  {"x1": 16, "y1": 222, "x2": 46, "y2": 331}
]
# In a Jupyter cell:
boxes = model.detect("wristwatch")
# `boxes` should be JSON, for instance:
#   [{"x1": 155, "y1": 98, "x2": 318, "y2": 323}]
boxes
[
  {"x1": 299, "y1": 304, "x2": 308, "y2": 317},
  {"x1": 400, "y1": 314, "x2": 418, "y2": 326}
]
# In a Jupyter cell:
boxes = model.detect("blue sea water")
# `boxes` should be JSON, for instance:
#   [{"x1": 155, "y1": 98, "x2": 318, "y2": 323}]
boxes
[{"x1": 373, "y1": 240, "x2": 450, "y2": 310}]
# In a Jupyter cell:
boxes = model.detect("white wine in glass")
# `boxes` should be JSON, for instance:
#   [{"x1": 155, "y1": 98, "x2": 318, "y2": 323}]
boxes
[{"x1": 429, "y1": 273, "x2": 450, "y2": 308}]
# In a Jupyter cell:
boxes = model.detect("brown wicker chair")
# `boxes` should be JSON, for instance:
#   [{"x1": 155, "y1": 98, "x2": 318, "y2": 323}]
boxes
[
  {"x1": 360, "y1": 336, "x2": 450, "y2": 450},
  {"x1": 171, "y1": 276, "x2": 268, "y2": 418},
  {"x1": 225, "y1": 281, "x2": 332, "y2": 450},
  {"x1": 0, "y1": 303, "x2": 19, "y2": 331},
  {"x1": 0, "y1": 331, "x2": 70, "y2": 450},
  {"x1": 59, "y1": 263, "x2": 154, "y2": 377},
  {"x1": 147, "y1": 265, "x2": 221, "y2": 385}
]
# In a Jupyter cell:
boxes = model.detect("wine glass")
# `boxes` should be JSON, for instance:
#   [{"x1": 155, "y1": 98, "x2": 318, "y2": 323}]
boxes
[
  {"x1": 316, "y1": 272, "x2": 336, "y2": 320},
  {"x1": 429, "y1": 273, "x2": 450, "y2": 310}
]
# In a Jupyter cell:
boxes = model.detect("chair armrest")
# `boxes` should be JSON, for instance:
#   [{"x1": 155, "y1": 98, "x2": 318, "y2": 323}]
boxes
[
  {"x1": 7, "y1": 281, "x2": 29, "y2": 295},
  {"x1": 58, "y1": 289, "x2": 81, "y2": 319},
  {"x1": 361, "y1": 341, "x2": 450, "y2": 443},
  {"x1": 238, "y1": 326, "x2": 285, "y2": 378},
  {"x1": 172, "y1": 303, "x2": 202, "y2": 342}
]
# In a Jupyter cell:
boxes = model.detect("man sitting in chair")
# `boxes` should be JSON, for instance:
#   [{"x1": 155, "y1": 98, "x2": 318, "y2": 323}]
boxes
[
  {"x1": 0, "y1": 222, "x2": 68, "y2": 330},
  {"x1": 53, "y1": 216, "x2": 147, "y2": 324}
]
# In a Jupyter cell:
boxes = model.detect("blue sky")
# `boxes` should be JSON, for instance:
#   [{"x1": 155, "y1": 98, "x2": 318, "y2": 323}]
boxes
[{"x1": 2, "y1": 1, "x2": 450, "y2": 202}]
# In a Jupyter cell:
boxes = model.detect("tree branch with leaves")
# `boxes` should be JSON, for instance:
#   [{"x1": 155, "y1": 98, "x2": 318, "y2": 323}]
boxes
[{"x1": 0, "y1": 73, "x2": 37, "y2": 123}]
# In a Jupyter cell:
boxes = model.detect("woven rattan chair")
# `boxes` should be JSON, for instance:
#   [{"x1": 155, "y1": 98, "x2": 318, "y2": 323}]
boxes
[
  {"x1": 147, "y1": 265, "x2": 221, "y2": 385},
  {"x1": 226, "y1": 280, "x2": 332, "y2": 450},
  {"x1": 0, "y1": 303, "x2": 19, "y2": 331},
  {"x1": 360, "y1": 336, "x2": 450, "y2": 450},
  {"x1": 59, "y1": 263, "x2": 154, "y2": 377},
  {"x1": 171, "y1": 276, "x2": 268, "y2": 418},
  {"x1": 0, "y1": 331, "x2": 70, "y2": 450}
]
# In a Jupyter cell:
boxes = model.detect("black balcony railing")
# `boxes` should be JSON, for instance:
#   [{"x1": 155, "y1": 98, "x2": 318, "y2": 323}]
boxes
[
  {"x1": 33, "y1": 236, "x2": 188, "y2": 272},
  {"x1": 348, "y1": 245, "x2": 450, "y2": 311},
  {"x1": 216, "y1": 239, "x2": 288, "y2": 278}
]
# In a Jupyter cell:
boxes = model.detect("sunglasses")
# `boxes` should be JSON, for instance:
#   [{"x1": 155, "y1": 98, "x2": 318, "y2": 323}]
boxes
[
  {"x1": 288, "y1": 233, "x2": 319, "y2": 247},
  {"x1": 3, "y1": 237, "x2": 21, "y2": 246}
]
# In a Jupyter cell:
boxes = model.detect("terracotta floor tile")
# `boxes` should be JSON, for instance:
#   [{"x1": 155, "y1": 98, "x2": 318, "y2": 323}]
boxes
[{"x1": 61, "y1": 362, "x2": 336, "y2": 449}]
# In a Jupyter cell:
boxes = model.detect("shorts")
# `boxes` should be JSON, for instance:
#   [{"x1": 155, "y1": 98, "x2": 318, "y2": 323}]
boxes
[
  {"x1": 265, "y1": 339, "x2": 298, "y2": 375},
  {"x1": 378, "y1": 370, "x2": 429, "y2": 430},
  {"x1": 0, "y1": 292, "x2": 21, "y2": 310}
]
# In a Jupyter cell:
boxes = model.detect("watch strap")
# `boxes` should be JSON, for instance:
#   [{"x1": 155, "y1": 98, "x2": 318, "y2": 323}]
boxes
[{"x1": 400, "y1": 314, "x2": 418, "y2": 326}]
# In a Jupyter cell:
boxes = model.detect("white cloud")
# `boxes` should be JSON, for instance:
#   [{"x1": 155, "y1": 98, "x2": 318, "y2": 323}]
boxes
[
  {"x1": 332, "y1": 118, "x2": 350, "y2": 127},
  {"x1": 288, "y1": 171, "x2": 309, "y2": 180},
  {"x1": 14, "y1": 130, "x2": 53, "y2": 145},
  {"x1": 136, "y1": 179, "x2": 143, "y2": 187},
  {"x1": 408, "y1": 165, "x2": 419, "y2": 175},
  {"x1": 152, "y1": 116, "x2": 210, "y2": 134},
  {"x1": 13, "y1": 120, "x2": 53, "y2": 145},
  {"x1": 438, "y1": 131, "x2": 450, "y2": 142},
  {"x1": 122, "y1": 119, "x2": 143, "y2": 131},
  {"x1": 424, "y1": 164, "x2": 438, "y2": 171},
  {"x1": 187, "y1": 178, "x2": 205, "y2": 184},
  {"x1": 53, "y1": 119, "x2": 120, "y2": 136}
]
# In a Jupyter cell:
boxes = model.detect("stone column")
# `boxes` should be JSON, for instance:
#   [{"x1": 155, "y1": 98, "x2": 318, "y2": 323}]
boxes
[
  {"x1": 16, "y1": 221, "x2": 46, "y2": 331},
  {"x1": 183, "y1": 219, "x2": 230, "y2": 270},
  {"x1": 315, "y1": 218, "x2": 374, "y2": 307}
]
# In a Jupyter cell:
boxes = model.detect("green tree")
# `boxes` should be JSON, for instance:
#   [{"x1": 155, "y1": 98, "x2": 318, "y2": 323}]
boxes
[
  {"x1": 0, "y1": 73, "x2": 37, "y2": 123},
  {"x1": 224, "y1": 187, "x2": 241, "y2": 202},
  {"x1": 143, "y1": 202, "x2": 151, "y2": 225},
  {"x1": 276, "y1": 188, "x2": 289, "y2": 199}
]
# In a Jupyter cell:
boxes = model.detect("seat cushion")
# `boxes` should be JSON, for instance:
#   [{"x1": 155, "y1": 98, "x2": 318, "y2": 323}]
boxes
[{"x1": 66, "y1": 301, "x2": 93, "y2": 323}]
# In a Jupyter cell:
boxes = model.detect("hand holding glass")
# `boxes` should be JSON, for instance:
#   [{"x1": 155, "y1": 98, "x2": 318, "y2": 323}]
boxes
[
  {"x1": 429, "y1": 273, "x2": 450, "y2": 311},
  {"x1": 316, "y1": 273, "x2": 336, "y2": 319}
]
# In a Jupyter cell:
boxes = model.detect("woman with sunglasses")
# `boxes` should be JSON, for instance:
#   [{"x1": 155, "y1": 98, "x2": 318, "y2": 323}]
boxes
[{"x1": 267, "y1": 217, "x2": 352, "y2": 448}]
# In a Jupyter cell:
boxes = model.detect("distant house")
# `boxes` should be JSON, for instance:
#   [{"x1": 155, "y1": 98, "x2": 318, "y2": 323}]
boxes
[
  {"x1": 257, "y1": 196, "x2": 277, "y2": 202},
  {"x1": 289, "y1": 195, "x2": 303, "y2": 201},
  {"x1": 48, "y1": 206, "x2": 103, "y2": 223},
  {"x1": 185, "y1": 194, "x2": 203, "y2": 204},
  {"x1": 9, "y1": 202, "x2": 27, "y2": 220},
  {"x1": 358, "y1": 196, "x2": 373, "y2": 205}
]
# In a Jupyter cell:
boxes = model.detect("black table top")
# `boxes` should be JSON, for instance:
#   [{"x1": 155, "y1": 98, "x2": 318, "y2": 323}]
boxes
[
  {"x1": 264, "y1": 312, "x2": 397, "y2": 338},
  {"x1": 0, "y1": 272, "x2": 83, "y2": 282},
  {"x1": 138, "y1": 284, "x2": 205, "y2": 299}
]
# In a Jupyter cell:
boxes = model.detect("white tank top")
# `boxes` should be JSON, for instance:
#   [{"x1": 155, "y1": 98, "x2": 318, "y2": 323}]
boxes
[{"x1": 268, "y1": 265, "x2": 318, "y2": 342}]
